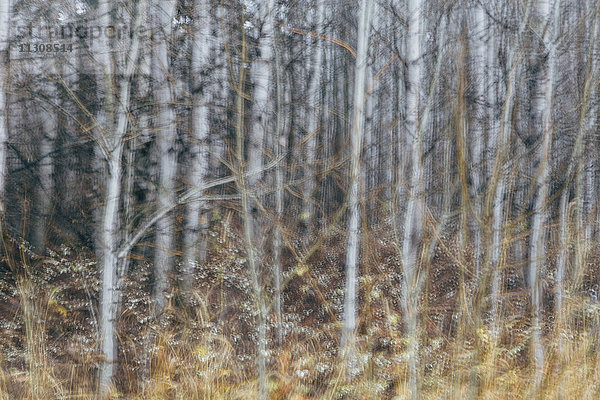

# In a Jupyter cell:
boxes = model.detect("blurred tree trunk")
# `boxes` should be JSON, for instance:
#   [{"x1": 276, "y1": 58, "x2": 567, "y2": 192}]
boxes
[
  {"x1": 398, "y1": 0, "x2": 424, "y2": 397},
  {"x1": 96, "y1": 0, "x2": 149, "y2": 394},
  {"x1": 557, "y1": 0, "x2": 599, "y2": 329},
  {"x1": 302, "y1": 0, "x2": 325, "y2": 229},
  {"x1": 0, "y1": 0, "x2": 11, "y2": 216},
  {"x1": 575, "y1": 2, "x2": 600, "y2": 290},
  {"x1": 33, "y1": 65, "x2": 58, "y2": 250},
  {"x1": 272, "y1": 8, "x2": 286, "y2": 347},
  {"x1": 241, "y1": 0, "x2": 274, "y2": 394},
  {"x1": 528, "y1": 0, "x2": 560, "y2": 388},
  {"x1": 554, "y1": 11, "x2": 599, "y2": 366},
  {"x1": 152, "y1": 0, "x2": 178, "y2": 312},
  {"x1": 95, "y1": 0, "x2": 117, "y2": 393},
  {"x1": 182, "y1": 0, "x2": 212, "y2": 297},
  {"x1": 342, "y1": 0, "x2": 373, "y2": 360},
  {"x1": 469, "y1": 3, "x2": 488, "y2": 279},
  {"x1": 248, "y1": 0, "x2": 274, "y2": 190},
  {"x1": 484, "y1": 2, "x2": 532, "y2": 346}
]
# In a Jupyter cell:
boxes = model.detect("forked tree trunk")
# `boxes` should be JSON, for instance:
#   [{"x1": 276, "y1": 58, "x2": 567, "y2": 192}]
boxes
[
  {"x1": 398, "y1": 7, "x2": 448, "y2": 398},
  {"x1": 97, "y1": 0, "x2": 149, "y2": 395},
  {"x1": 486, "y1": 2, "x2": 532, "y2": 345}
]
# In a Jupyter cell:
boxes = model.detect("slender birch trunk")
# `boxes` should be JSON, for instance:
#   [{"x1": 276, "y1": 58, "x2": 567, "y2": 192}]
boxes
[
  {"x1": 272, "y1": 13, "x2": 285, "y2": 347},
  {"x1": 182, "y1": 0, "x2": 212, "y2": 296},
  {"x1": 554, "y1": 2, "x2": 600, "y2": 332},
  {"x1": 0, "y1": 0, "x2": 11, "y2": 216},
  {"x1": 97, "y1": 0, "x2": 149, "y2": 395},
  {"x1": 470, "y1": 3, "x2": 487, "y2": 279},
  {"x1": 341, "y1": 0, "x2": 374, "y2": 360},
  {"x1": 239, "y1": 10, "x2": 275, "y2": 385},
  {"x1": 398, "y1": 7, "x2": 448, "y2": 397},
  {"x1": 398, "y1": 0, "x2": 424, "y2": 397},
  {"x1": 302, "y1": 0, "x2": 325, "y2": 228},
  {"x1": 234, "y1": 14, "x2": 268, "y2": 398},
  {"x1": 152, "y1": 0, "x2": 178, "y2": 312},
  {"x1": 556, "y1": 0, "x2": 598, "y2": 329},
  {"x1": 248, "y1": 0, "x2": 274, "y2": 188},
  {"x1": 528, "y1": 0, "x2": 560, "y2": 389},
  {"x1": 95, "y1": 0, "x2": 117, "y2": 393},
  {"x1": 245, "y1": 2, "x2": 276, "y2": 395},
  {"x1": 556, "y1": 187, "x2": 569, "y2": 328},
  {"x1": 485, "y1": 2, "x2": 532, "y2": 346},
  {"x1": 574, "y1": 3, "x2": 599, "y2": 291}
]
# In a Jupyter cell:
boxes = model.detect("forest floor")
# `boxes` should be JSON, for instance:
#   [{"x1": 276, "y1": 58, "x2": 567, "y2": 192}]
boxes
[{"x1": 1, "y1": 220, "x2": 600, "y2": 399}]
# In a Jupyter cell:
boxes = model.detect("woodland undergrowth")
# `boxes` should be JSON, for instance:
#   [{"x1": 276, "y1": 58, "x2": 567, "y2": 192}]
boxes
[{"x1": 1, "y1": 220, "x2": 599, "y2": 400}]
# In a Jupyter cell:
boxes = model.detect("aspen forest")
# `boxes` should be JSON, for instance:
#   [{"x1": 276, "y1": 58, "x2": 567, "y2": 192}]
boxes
[{"x1": 2, "y1": 0, "x2": 600, "y2": 398}]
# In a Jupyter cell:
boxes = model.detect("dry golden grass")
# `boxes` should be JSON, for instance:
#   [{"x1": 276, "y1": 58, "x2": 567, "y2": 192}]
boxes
[
  {"x1": 1, "y1": 235, "x2": 600, "y2": 399},
  {"x1": 2, "y1": 280, "x2": 600, "y2": 400}
]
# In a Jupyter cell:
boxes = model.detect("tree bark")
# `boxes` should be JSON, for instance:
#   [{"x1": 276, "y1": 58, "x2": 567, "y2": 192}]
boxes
[
  {"x1": 528, "y1": 0, "x2": 560, "y2": 389},
  {"x1": 248, "y1": 0, "x2": 275, "y2": 188},
  {"x1": 152, "y1": 0, "x2": 178, "y2": 312},
  {"x1": 470, "y1": 3, "x2": 488, "y2": 279},
  {"x1": 399, "y1": 0, "x2": 425, "y2": 397},
  {"x1": 0, "y1": 0, "x2": 11, "y2": 216},
  {"x1": 272, "y1": 8, "x2": 286, "y2": 347},
  {"x1": 302, "y1": 0, "x2": 325, "y2": 228},
  {"x1": 182, "y1": 0, "x2": 213, "y2": 296},
  {"x1": 238, "y1": 10, "x2": 268, "y2": 398},
  {"x1": 341, "y1": 0, "x2": 374, "y2": 361},
  {"x1": 97, "y1": 0, "x2": 149, "y2": 395},
  {"x1": 33, "y1": 66, "x2": 58, "y2": 250},
  {"x1": 484, "y1": 2, "x2": 532, "y2": 347}
]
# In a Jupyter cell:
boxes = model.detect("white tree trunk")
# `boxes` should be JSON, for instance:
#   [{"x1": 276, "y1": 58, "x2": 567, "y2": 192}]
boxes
[
  {"x1": 470, "y1": 4, "x2": 488, "y2": 279},
  {"x1": 247, "y1": 3, "x2": 276, "y2": 396},
  {"x1": 575, "y1": 4, "x2": 600, "y2": 288},
  {"x1": 96, "y1": 0, "x2": 117, "y2": 393},
  {"x1": 556, "y1": 187, "x2": 569, "y2": 327},
  {"x1": 235, "y1": 21, "x2": 268, "y2": 397},
  {"x1": 487, "y1": 1, "x2": 533, "y2": 343},
  {"x1": 342, "y1": 0, "x2": 374, "y2": 359},
  {"x1": 528, "y1": 0, "x2": 560, "y2": 389},
  {"x1": 0, "y1": 0, "x2": 11, "y2": 215},
  {"x1": 97, "y1": 0, "x2": 149, "y2": 394},
  {"x1": 302, "y1": 0, "x2": 325, "y2": 227},
  {"x1": 272, "y1": 10, "x2": 286, "y2": 347},
  {"x1": 182, "y1": 0, "x2": 212, "y2": 295},
  {"x1": 399, "y1": 0, "x2": 425, "y2": 397},
  {"x1": 249, "y1": 0, "x2": 275, "y2": 188},
  {"x1": 555, "y1": 3, "x2": 597, "y2": 332},
  {"x1": 152, "y1": 0, "x2": 178, "y2": 311}
]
